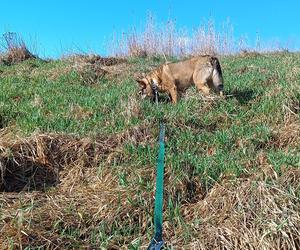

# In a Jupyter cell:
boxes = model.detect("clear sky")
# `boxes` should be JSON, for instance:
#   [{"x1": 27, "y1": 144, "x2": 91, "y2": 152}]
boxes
[{"x1": 1, "y1": 0, "x2": 299, "y2": 58}]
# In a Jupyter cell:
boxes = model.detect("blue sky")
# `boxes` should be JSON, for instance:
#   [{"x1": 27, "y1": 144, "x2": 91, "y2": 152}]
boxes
[{"x1": 1, "y1": 0, "x2": 299, "y2": 57}]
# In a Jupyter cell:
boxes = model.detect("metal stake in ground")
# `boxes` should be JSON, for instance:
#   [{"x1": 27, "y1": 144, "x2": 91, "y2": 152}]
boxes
[{"x1": 148, "y1": 85, "x2": 165, "y2": 250}]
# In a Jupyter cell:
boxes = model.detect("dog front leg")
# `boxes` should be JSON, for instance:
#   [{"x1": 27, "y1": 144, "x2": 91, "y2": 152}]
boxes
[{"x1": 168, "y1": 86, "x2": 178, "y2": 104}]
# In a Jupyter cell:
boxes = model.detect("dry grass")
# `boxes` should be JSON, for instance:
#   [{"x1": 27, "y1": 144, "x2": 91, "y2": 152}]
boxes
[
  {"x1": 0, "y1": 32, "x2": 36, "y2": 65},
  {"x1": 109, "y1": 15, "x2": 278, "y2": 58},
  {"x1": 108, "y1": 14, "x2": 295, "y2": 58},
  {"x1": 0, "y1": 128, "x2": 299, "y2": 249},
  {"x1": 0, "y1": 52, "x2": 299, "y2": 249},
  {"x1": 0, "y1": 125, "x2": 153, "y2": 192},
  {"x1": 109, "y1": 15, "x2": 234, "y2": 57},
  {"x1": 64, "y1": 54, "x2": 131, "y2": 84},
  {"x1": 0, "y1": 126, "x2": 156, "y2": 248},
  {"x1": 269, "y1": 119, "x2": 300, "y2": 149},
  {"x1": 62, "y1": 53, "x2": 127, "y2": 66},
  {"x1": 17, "y1": 53, "x2": 132, "y2": 84},
  {"x1": 181, "y1": 167, "x2": 300, "y2": 249},
  {"x1": 73, "y1": 62, "x2": 108, "y2": 85}
]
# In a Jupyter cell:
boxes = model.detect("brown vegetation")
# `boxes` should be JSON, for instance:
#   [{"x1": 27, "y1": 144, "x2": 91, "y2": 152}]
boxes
[
  {"x1": 0, "y1": 32, "x2": 36, "y2": 65},
  {"x1": 62, "y1": 53, "x2": 130, "y2": 84},
  {"x1": 108, "y1": 15, "x2": 293, "y2": 58},
  {"x1": 0, "y1": 128, "x2": 299, "y2": 249}
]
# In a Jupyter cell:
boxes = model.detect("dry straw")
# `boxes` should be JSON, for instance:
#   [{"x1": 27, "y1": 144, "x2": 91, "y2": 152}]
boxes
[
  {"x1": 0, "y1": 32, "x2": 36, "y2": 65},
  {"x1": 109, "y1": 15, "x2": 242, "y2": 57},
  {"x1": 0, "y1": 128, "x2": 299, "y2": 249},
  {"x1": 108, "y1": 15, "x2": 294, "y2": 58}
]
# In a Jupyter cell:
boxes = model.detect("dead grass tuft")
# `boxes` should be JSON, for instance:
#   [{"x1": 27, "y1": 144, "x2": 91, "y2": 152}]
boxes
[
  {"x1": 30, "y1": 54, "x2": 131, "y2": 83},
  {"x1": 63, "y1": 53, "x2": 127, "y2": 66},
  {"x1": 239, "y1": 49, "x2": 262, "y2": 58},
  {"x1": 63, "y1": 54, "x2": 131, "y2": 84},
  {"x1": 180, "y1": 168, "x2": 300, "y2": 249},
  {"x1": 0, "y1": 32, "x2": 36, "y2": 65},
  {"x1": 0, "y1": 125, "x2": 153, "y2": 193},
  {"x1": 269, "y1": 117, "x2": 300, "y2": 149},
  {"x1": 109, "y1": 15, "x2": 235, "y2": 57},
  {"x1": 73, "y1": 61, "x2": 108, "y2": 85}
]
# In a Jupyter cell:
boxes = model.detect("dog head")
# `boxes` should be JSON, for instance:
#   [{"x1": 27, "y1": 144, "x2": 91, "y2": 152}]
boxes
[{"x1": 136, "y1": 73, "x2": 160, "y2": 99}]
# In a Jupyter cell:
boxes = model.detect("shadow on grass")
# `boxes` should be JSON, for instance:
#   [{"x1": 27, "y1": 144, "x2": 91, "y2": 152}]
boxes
[
  {"x1": 0, "y1": 115, "x2": 7, "y2": 129},
  {"x1": 0, "y1": 159, "x2": 60, "y2": 192},
  {"x1": 231, "y1": 89, "x2": 257, "y2": 105}
]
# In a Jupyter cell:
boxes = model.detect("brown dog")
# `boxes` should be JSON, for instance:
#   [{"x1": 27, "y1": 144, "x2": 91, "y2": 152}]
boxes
[{"x1": 136, "y1": 55, "x2": 224, "y2": 103}]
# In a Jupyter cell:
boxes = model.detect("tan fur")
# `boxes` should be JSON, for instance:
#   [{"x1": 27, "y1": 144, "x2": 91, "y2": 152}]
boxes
[{"x1": 136, "y1": 55, "x2": 224, "y2": 104}]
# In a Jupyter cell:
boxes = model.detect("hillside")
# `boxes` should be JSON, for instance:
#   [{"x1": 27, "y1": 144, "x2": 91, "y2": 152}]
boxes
[{"x1": 0, "y1": 52, "x2": 299, "y2": 249}]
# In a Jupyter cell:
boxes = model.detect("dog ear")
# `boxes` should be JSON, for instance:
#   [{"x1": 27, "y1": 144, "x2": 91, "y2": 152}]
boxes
[{"x1": 136, "y1": 78, "x2": 147, "y2": 88}]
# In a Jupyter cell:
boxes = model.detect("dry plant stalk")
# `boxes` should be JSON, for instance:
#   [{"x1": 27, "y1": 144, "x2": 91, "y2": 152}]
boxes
[
  {"x1": 109, "y1": 15, "x2": 236, "y2": 57},
  {"x1": 0, "y1": 32, "x2": 36, "y2": 65},
  {"x1": 108, "y1": 14, "x2": 292, "y2": 58}
]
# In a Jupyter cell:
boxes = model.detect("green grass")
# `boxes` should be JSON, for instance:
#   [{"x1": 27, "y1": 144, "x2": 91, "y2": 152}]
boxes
[
  {"x1": 0, "y1": 53, "x2": 299, "y2": 183},
  {"x1": 0, "y1": 52, "x2": 299, "y2": 248}
]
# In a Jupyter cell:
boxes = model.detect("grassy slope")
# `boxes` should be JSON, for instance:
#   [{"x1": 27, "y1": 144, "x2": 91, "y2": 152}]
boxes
[{"x1": 0, "y1": 53, "x2": 299, "y2": 249}]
